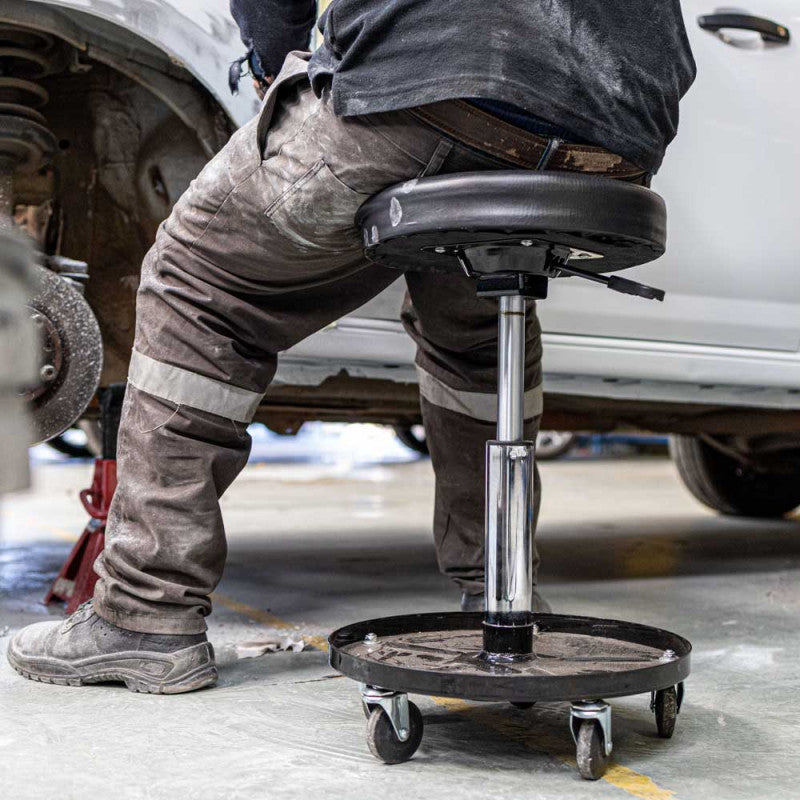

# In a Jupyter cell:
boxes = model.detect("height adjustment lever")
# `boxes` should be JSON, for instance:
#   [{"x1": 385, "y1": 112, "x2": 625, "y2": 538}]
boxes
[
  {"x1": 553, "y1": 261, "x2": 665, "y2": 302},
  {"x1": 606, "y1": 275, "x2": 665, "y2": 301}
]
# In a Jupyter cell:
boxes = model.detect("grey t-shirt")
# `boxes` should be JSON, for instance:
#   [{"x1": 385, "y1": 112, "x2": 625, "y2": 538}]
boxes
[{"x1": 232, "y1": 1, "x2": 696, "y2": 173}]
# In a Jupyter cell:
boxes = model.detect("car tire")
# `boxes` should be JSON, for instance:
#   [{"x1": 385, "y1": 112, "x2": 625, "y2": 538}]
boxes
[
  {"x1": 535, "y1": 431, "x2": 578, "y2": 461},
  {"x1": 670, "y1": 435, "x2": 800, "y2": 518},
  {"x1": 46, "y1": 433, "x2": 93, "y2": 459},
  {"x1": 394, "y1": 424, "x2": 429, "y2": 455},
  {"x1": 46, "y1": 421, "x2": 101, "y2": 460}
]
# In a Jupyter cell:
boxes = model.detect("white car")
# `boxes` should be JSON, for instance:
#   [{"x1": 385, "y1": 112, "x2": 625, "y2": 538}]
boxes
[{"x1": 13, "y1": 0, "x2": 800, "y2": 516}]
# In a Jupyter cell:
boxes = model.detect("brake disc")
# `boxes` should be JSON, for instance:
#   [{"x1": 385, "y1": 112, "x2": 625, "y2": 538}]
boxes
[{"x1": 25, "y1": 263, "x2": 102, "y2": 444}]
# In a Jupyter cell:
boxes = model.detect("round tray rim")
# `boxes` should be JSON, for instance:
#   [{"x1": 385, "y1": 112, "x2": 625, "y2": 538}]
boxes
[{"x1": 328, "y1": 611, "x2": 691, "y2": 703}]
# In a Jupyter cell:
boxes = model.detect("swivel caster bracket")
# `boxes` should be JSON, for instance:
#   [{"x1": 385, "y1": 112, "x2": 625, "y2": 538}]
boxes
[
  {"x1": 570, "y1": 700, "x2": 613, "y2": 757},
  {"x1": 360, "y1": 684, "x2": 411, "y2": 742},
  {"x1": 651, "y1": 681, "x2": 685, "y2": 714}
]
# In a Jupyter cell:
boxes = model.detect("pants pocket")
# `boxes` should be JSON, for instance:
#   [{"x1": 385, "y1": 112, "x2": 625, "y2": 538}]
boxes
[{"x1": 264, "y1": 158, "x2": 372, "y2": 253}]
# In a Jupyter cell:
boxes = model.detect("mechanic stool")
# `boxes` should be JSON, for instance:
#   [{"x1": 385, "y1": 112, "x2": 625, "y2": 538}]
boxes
[
  {"x1": 45, "y1": 384, "x2": 125, "y2": 613},
  {"x1": 328, "y1": 172, "x2": 691, "y2": 779}
]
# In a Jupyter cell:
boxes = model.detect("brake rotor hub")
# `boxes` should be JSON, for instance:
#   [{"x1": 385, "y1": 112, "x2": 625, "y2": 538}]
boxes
[{"x1": 24, "y1": 264, "x2": 102, "y2": 444}]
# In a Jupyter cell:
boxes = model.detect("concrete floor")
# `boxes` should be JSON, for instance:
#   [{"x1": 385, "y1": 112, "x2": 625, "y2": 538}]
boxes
[{"x1": 1, "y1": 430, "x2": 799, "y2": 799}]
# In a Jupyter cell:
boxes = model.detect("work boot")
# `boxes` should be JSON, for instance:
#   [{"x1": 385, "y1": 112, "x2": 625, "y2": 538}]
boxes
[
  {"x1": 7, "y1": 601, "x2": 217, "y2": 694},
  {"x1": 460, "y1": 590, "x2": 552, "y2": 613}
]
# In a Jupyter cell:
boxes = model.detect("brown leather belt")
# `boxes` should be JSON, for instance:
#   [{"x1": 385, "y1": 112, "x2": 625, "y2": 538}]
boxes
[{"x1": 407, "y1": 99, "x2": 645, "y2": 180}]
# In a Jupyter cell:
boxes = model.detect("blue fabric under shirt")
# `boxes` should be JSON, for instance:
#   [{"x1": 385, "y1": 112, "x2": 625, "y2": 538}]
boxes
[{"x1": 468, "y1": 99, "x2": 591, "y2": 144}]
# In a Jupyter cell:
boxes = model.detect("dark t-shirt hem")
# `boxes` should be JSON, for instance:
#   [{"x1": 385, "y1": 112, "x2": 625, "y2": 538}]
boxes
[{"x1": 324, "y1": 73, "x2": 662, "y2": 173}]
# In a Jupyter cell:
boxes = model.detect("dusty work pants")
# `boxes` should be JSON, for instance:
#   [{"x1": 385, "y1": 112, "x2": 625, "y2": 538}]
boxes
[{"x1": 94, "y1": 55, "x2": 618, "y2": 634}]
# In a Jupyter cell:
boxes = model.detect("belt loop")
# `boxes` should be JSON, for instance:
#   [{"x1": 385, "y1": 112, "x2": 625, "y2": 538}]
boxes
[
  {"x1": 536, "y1": 137, "x2": 562, "y2": 170},
  {"x1": 418, "y1": 139, "x2": 454, "y2": 178}
]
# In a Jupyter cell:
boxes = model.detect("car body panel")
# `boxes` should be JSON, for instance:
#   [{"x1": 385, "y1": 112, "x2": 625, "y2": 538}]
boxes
[
  {"x1": 26, "y1": 0, "x2": 260, "y2": 126},
  {"x1": 289, "y1": 1, "x2": 800, "y2": 412},
  {"x1": 22, "y1": 0, "x2": 800, "y2": 420},
  {"x1": 536, "y1": 0, "x2": 800, "y2": 353}
]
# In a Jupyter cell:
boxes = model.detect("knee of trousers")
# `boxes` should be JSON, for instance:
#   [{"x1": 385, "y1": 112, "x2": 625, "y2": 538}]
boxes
[
  {"x1": 416, "y1": 366, "x2": 543, "y2": 425},
  {"x1": 127, "y1": 350, "x2": 265, "y2": 424}
]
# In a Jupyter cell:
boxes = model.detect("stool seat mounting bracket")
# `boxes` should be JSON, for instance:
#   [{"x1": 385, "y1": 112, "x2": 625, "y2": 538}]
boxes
[{"x1": 458, "y1": 243, "x2": 665, "y2": 302}]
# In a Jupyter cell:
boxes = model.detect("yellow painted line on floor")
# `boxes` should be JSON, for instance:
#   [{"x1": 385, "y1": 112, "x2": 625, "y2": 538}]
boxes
[
  {"x1": 618, "y1": 538, "x2": 680, "y2": 580},
  {"x1": 433, "y1": 697, "x2": 677, "y2": 800},
  {"x1": 47, "y1": 525, "x2": 79, "y2": 542},
  {"x1": 211, "y1": 592, "x2": 329, "y2": 651},
  {"x1": 15, "y1": 517, "x2": 79, "y2": 543}
]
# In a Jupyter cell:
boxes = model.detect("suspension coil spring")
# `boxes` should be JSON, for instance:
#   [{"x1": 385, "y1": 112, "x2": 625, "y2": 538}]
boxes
[{"x1": 0, "y1": 24, "x2": 58, "y2": 190}]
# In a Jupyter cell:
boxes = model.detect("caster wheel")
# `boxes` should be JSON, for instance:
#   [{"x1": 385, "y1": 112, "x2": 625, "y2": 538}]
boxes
[
  {"x1": 576, "y1": 720, "x2": 610, "y2": 780},
  {"x1": 510, "y1": 701, "x2": 535, "y2": 710},
  {"x1": 654, "y1": 686, "x2": 678, "y2": 738},
  {"x1": 366, "y1": 702, "x2": 424, "y2": 764}
]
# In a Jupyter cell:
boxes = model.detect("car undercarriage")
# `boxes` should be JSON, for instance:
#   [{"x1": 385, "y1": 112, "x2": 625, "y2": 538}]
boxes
[{"x1": 6, "y1": 2, "x2": 800, "y2": 477}]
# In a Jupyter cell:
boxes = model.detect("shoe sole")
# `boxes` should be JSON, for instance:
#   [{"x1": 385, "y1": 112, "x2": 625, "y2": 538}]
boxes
[{"x1": 7, "y1": 643, "x2": 218, "y2": 695}]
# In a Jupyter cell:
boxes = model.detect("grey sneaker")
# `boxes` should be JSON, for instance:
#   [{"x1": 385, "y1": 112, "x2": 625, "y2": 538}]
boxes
[
  {"x1": 7, "y1": 602, "x2": 217, "y2": 694},
  {"x1": 460, "y1": 590, "x2": 552, "y2": 613}
]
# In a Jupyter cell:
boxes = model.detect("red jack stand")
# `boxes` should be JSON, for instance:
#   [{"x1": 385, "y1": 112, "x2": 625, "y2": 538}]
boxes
[
  {"x1": 44, "y1": 384, "x2": 124, "y2": 614},
  {"x1": 44, "y1": 459, "x2": 116, "y2": 613}
]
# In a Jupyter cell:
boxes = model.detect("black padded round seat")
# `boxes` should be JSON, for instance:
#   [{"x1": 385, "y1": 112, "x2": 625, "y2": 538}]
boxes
[{"x1": 356, "y1": 171, "x2": 666, "y2": 276}]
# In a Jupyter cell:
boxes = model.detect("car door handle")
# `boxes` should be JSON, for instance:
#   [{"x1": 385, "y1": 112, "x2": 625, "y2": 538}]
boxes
[{"x1": 698, "y1": 13, "x2": 790, "y2": 44}]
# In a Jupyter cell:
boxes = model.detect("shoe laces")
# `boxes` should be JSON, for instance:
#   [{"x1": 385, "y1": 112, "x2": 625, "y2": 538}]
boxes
[
  {"x1": 59, "y1": 600, "x2": 95, "y2": 632},
  {"x1": 69, "y1": 600, "x2": 95, "y2": 623}
]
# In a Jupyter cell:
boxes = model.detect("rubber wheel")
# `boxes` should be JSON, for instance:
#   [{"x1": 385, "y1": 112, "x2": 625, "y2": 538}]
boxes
[
  {"x1": 366, "y1": 702, "x2": 424, "y2": 764},
  {"x1": 670, "y1": 435, "x2": 800, "y2": 518},
  {"x1": 654, "y1": 686, "x2": 677, "y2": 739},
  {"x1": 393, "y1": 425, "x2": 429, "y2": 455},
  {"x1": 576, "y1": 720, "x2": 609, "y2": 781},
  {"x1": 535, "y1": 431, "x2": 578, "y2": 461}
]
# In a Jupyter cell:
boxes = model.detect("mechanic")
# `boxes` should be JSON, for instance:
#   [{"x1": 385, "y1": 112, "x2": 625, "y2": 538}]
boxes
[{"x1": 8, "y1": 2, "x2": 695, "y2": 693}]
